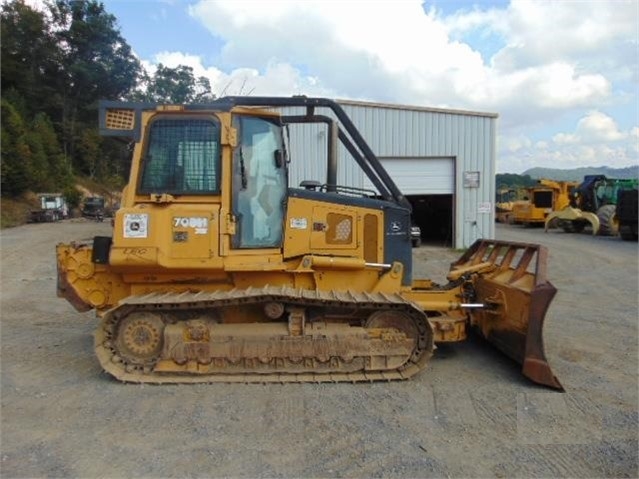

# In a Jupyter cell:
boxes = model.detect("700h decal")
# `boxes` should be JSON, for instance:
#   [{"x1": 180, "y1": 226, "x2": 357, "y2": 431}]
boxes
[{"x1": 173, "y1": 216, "x2": 208, "y2": 235}]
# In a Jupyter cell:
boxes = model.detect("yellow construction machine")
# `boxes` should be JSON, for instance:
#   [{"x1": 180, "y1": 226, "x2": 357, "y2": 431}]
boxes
[
  {"x1": 511, "y1": 179, "x2": 576, "y2": 226},
  {"x1": 56, "y1": 97, "x2": 562, "y2": 389},
  {"x1": 545, "y1": 175, "x2": 639, "y2": 235},
  {"x1": 495, "y1": 187, "x2": 518, "y2": 224}
]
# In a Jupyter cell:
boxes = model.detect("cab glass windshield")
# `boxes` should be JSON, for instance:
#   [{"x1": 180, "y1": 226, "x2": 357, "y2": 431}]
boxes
[{"x1": 139, "y1": 117, "x2": 221, "y2": 194}]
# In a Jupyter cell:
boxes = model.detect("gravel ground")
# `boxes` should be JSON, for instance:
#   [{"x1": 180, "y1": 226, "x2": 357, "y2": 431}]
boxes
[{"x1": 1, "y1": 219, "x2": 637, "y2": 478}]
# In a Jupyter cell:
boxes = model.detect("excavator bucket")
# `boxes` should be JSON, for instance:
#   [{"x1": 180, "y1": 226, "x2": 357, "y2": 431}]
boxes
[{"x1": 450, "y1": 240, "x2": 563, "y2": 391}]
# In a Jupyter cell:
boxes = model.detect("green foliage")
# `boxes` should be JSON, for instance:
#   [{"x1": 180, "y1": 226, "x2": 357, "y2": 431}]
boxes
[
  {"x1": 76, "y1": 128, "x2": 102, "y2": 179},
  {"x1": 0, "y1": 0, "x2": 145, "y2": 196},
  {"x1": 48, "y1": 0, "x2": 143, "y2": 175},
  {"x1": 1, "y1": 98, "x2": 31, "y2": 195},
  {"x1": 133, "y1": 63, "x2": 216, "y2": 103},
  {"x1": 0, "y1": 0, "x2": 217, "y2": 205},
  {"x1": 1, "y1": 96, "x2": 74, "y2": 196},
  {"x1": 33, "y1": 113, "x2": 73, "y2": 186},
  {"x1": 63, "y1": 185, "x2": 82, "y2": 209},
  {"x1": 495, "y1": 173, "x2": 537, "y2": 190},
  {"x1": 1, "y1": 0, "x2": 60, "y2": 118},
  {"x1": 26, "y1": 124, "x2": 51, "y2": 191}
]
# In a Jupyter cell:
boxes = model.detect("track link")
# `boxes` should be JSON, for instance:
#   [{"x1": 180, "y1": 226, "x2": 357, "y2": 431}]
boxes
[{"x1": 95, "y1": 286, "x2": 433, "y2": 383}]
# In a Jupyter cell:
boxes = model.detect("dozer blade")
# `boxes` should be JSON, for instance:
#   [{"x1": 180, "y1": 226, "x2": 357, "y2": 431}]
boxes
[{"x1": 450, "y1": 240, "x2": 563, "y2": 391}]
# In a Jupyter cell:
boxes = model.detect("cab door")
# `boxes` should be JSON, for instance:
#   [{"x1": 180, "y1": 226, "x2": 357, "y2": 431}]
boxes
[{"x1": 231, "y1": 116, "x2": 287, "y2": 249}]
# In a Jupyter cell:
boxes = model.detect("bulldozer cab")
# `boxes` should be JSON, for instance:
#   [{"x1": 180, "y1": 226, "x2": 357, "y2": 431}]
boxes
[
  {"x1": 134, "y1": 110, "x2": 288, "y2": 250},
  {"x1": 99, "y1": 97, "x2": 414, "y2": 282}
]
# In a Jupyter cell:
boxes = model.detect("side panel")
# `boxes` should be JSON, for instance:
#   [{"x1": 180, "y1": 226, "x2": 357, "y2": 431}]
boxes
[
  {"x1": 383, "y1": 207, "x2": 413, "y2": 285},
  {"x1": 283, "y1": 196, "x2": 384, "y2": 263},
  {"x1": 109, "y1": 204, "x2": 224, "y2": 270},
  {"x1": 284, "y1": 189, "x2": 413, "y2": 285}
]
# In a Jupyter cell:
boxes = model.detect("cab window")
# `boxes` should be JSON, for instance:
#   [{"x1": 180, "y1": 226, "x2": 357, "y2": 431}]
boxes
[
  {"x1": 232, "y1": 116, "x2": 287, "y2": 248},
  {"x1": 140, "y1": 117, "x2": 220, "y2": 194}
]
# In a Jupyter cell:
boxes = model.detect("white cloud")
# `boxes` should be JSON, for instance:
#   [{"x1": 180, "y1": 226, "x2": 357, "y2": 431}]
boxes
[
  {"x1": 152, "y1": 51, "x2": 225, "y2": 86},
  {"x1": 183, "y1": 0, "x2": 624, "y2": 123},
  {"x1": 446, "y1": 0, "x2": 636, "y2": 79},
  {"x1": 16, "y1": 0, "x2": 636, "y2": 172},
  {"x1": 499, "y1": 139, "x2": 638, "y2": 173},
  {"x1": 499, "y1": 111, "x2": 638, "y2": 172},
  {"x1": 499, "y1": 134, "x2": 531, "y2": 152},
  {"x1": 576, "y1": 111, "x2": 628, "y2": 142},
  {"x1": 550, "y1": 111, "x2": 630, "y2": 145},
  {"x1": 138, "y1": 0, "x2": 637, "y2": 172},
  {"x1": 150, "y1": 51, "x2": 333, "y2": 97},
  {"x1": 552, "y1": 133, "x2": 580, "y2": 145}
]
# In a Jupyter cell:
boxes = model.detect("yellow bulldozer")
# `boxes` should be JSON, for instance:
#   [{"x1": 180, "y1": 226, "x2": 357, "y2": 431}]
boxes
[
  {"x1": 56, "y1": 97, "x2": 562, "y2": 390},
  {"x1": 511, "y1": 179, "x2": 577, "y2": 226}
]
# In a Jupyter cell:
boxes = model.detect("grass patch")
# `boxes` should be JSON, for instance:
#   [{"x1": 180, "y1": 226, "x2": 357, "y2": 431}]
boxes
[
  {"x1": 1, "y1": 194, "x2": 37, "y2": 229},
  {"x1": 76, "y1": 176, "x2": 124, "y2": 199}
]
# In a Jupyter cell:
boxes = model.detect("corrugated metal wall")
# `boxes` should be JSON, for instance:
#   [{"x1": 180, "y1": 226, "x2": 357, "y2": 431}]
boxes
[{"x1": 281, "y1": 100, "x2": 497, "y2": 248}]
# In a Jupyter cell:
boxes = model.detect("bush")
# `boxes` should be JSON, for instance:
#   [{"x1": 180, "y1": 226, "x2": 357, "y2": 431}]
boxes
[{"x1": 63, "y1": 186, "x2": 82, "y2": 210}]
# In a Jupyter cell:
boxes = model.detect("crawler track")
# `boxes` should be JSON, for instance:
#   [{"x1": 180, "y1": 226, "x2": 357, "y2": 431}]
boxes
[{"x1": 95, "y1": 286, "x2": 434, "y2": 383}]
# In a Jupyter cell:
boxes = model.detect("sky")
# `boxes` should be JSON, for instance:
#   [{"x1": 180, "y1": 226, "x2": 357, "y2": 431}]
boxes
[{"x1": 99, "y1": 0, "x2": 638, "y2": 174}]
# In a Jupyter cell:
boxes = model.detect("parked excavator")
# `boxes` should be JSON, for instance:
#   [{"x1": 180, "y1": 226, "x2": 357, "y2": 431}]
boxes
[
  {"x1": 545, "y1": 175, "x2": 639, "y2": 235},
  {"x1": 56, "y1": 97, "x2": 562, "y2": 390},
  {"x1": 511, "y1": 179, "x2": 576, "y2": 227}
]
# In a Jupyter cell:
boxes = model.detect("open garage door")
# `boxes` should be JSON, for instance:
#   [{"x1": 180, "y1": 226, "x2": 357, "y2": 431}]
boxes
[
  {"x1": 409, "y1": 194, "x2": 453, "y2": 246},
  {"x1": 372, "y1": 157, "x2": 455, "y2": 247}
]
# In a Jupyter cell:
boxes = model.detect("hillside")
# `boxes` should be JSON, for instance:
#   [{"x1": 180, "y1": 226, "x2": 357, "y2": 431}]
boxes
[
  {"x1": 522, "y1": 165, "x2": 639, "y2": 181},
  {"x1": 0, "y1": 178, "x2": 121, "y2": 228}
]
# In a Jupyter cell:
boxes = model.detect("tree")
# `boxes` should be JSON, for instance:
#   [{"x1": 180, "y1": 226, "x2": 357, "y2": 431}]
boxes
[
  {"x1": 26, "y1": 122, "x2": 52, "y2": 191},
  {"x1": 138, "y1": 63, "x2": 216, "y2": 103},
  {"x1": 1, "y1": 99, "x2": 32, "y2": 196},
  {"x1": 1, "y1": 0, "x2": 144, "y2": 187},
  {"x1": 0, "y1": 0, "x2": 221, "y2": 201},
  {"x1": 495, "y1": 173, "x2": 537, "y2": 190},
  {"x1": 1, "y1": 0, "x2": 61, "y2": 119},
  {"x1": 193, "y1": 75, "x2": 216, "y2": 103},
  {"x1": 48, "y1": 0, "x2": 142, "y2": 175},
  {"x1": 76, "y1": 128, "x2": 102, "y2": 179},
  {"x1": 30, "y1": 113, "x2": 72, "y2": 189}
]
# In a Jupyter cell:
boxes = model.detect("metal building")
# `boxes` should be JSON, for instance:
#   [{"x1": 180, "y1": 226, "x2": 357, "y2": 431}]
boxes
[{"x1": 281, "y1": 99, "x2": 497, "y2": 249}]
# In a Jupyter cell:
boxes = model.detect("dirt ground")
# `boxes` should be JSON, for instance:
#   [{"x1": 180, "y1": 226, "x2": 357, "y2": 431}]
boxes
[{"x1": 1, "y1": 220, "x2": 637, "y2": 478}]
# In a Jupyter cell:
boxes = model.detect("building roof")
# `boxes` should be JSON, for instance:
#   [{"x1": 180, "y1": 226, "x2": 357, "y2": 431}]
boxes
[{"x1": 336, "y1": 98, "x2": 498, "y2": 119}]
